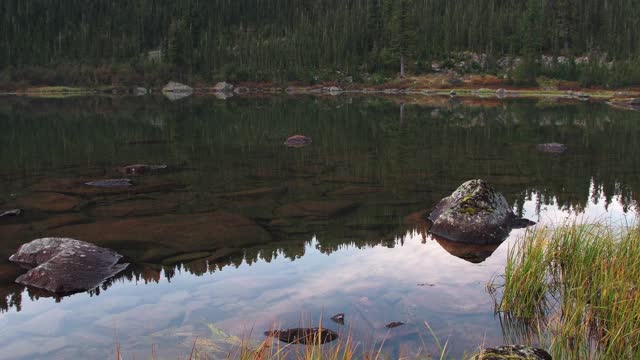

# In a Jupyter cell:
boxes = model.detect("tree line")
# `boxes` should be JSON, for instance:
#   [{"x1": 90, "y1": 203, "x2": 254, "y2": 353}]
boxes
[{"x1": 0, "y1": 0, "x2": 639, "y2": 86}]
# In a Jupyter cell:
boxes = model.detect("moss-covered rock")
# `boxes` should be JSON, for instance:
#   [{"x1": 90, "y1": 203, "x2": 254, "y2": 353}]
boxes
[
  {"x1": 428, "y1": 180, "x2": 534, "y2": 244},
  {"x1": 473, "y1": 345, "x2": 552, "y2": 360}
]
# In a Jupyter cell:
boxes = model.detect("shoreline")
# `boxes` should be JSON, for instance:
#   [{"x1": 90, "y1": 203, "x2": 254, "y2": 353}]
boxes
[{"x1": 2, "y1": 80, "x2": 639, "y2": 111}]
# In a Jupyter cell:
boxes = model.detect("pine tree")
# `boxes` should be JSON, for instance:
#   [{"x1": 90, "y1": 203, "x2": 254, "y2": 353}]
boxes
[{"x1": 390, "y1": 0, "x2": 415, "y2": 77}]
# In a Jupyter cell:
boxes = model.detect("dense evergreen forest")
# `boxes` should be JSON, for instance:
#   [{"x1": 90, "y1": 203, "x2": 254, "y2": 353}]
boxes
[{"x1": 1, "y1": 0, "x2": 640, "y2": 87}]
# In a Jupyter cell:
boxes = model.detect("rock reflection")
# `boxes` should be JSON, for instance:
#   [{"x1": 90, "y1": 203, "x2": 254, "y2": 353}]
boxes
[{"x1": 432, "y1": 236, "x2": 501, "y2": 264}]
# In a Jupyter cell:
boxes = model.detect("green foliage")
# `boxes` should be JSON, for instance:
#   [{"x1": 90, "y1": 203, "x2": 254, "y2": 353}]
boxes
[
  {"x1": 494, "y1": 224, "x2": 640, "y2": 359},
  {"x1": 1, "y1": 0, "x2": 639, "y2": 84}
]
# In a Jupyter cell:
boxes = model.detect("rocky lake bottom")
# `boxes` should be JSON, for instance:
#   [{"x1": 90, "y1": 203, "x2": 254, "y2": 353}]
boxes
[{"x1": 0, "y1": 95, "x2": 639, "y2": 359}]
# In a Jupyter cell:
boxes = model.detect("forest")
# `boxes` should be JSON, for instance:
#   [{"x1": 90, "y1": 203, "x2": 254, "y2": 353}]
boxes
[{"x1": 1, "y1": 0, "x2": 640, "y2": 87}]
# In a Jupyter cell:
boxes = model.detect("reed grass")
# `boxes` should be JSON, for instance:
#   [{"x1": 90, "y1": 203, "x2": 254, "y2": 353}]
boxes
[{"x1": 491, "y1": 223, "x2": 640, "y2": 359}]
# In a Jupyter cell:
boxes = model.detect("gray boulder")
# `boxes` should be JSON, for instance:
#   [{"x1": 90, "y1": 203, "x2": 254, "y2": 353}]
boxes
[
  {"x1": 162, "y1": 81, "x2": 193, "y2": 93},
  {"x1": 9, "y1": 237, "x2": 129, "y2": 293},
  {"x1": 213, "y1": 82, "x2": 234, "y2": 93},
  {"x1": 162, "y1": 81, "x2": 193, "y2": 101},
  {"x1": 428, "y1": 180, "x2": 534, "y2": 244},
  {"x1": 473, "y1": 345, "x2": 552, "y2": 360}
]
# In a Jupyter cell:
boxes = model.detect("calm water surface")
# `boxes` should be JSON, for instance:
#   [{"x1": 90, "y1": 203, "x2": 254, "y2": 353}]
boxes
[{"x1": 0, "y1": 95, "x2": 639, "y2": 359}]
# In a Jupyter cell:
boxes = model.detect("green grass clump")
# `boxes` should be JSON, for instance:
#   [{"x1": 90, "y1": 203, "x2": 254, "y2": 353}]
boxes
[{"x1": 492, "y1": 223, "x2": 640, "y2": 359}]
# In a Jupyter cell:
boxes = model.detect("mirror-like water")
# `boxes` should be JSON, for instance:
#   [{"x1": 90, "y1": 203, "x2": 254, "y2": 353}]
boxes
[{"x1": 0, "y1": 95, "x2": 638, "y2": 359}]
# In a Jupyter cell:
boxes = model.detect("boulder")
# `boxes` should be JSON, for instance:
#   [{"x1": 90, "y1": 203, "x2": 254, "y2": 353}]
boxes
[
  {"x1": 9, "y1": 237, "x2": 129, "y2": 293},
  {"x1": 284, "y1": 135, "x2": 312, "y2": 148},
  {"x1": 162, "y1": 81, "x2": 193, "y2": 93},
  {"x1": 536, "y1": 143, "x2": 567, "y2": 154},
  {"x1": 213, "y1": 82, "x2": 234, "y2": 93},
  {"x1": 162, "y1": 81, "x2": 193, "y2": 101},
  {"x1": 473, "y1": 345, "x2": 552, "y2": 360},
  {"x1": 428, "y1": 180, "x2": 534, "y2": 244},
  {"x1": 264, "y1": 328, "x2": 338, "y2": 345}
]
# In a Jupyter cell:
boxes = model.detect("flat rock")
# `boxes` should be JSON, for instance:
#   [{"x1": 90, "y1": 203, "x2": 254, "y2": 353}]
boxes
[
  {"x1": 0, "y1": 209, "x2": 22, "y2": 218},
  {"x1": 32, "y1": 214, "x2": 89, "y2": 231},
  {"x1": 48, "y1": 212, "x2": 271, "y2": 262},
  {"x1": 326, "y1": 186, "x2": 385, "y2": 197},
  {"x1": 116, "y1": 164, "x2": 169, "y2": 176},
  {"x1": 17, "y1": 192, "x2": 82, "y2": 212},
  {"x1": 32, "y1": 177, "x2": 184, "y2": 197},
  {"x1": 218, "y1": 187, "x2": 285, "y2": 199},
  {"x1": 473, "y1": 345, "x2": 552, "y2": 360},
  {"x1": 428, "y1": 180, "x2": 534, "y2": 244},
  {"x1": 274, "y1": 200, "x2": 357, "y2": 218},
  {"x1": 85, "y1": 179, "x2": 133, "y2": 188},
  {"x1": 264, "y1": 328, "x2": 338, "y2": 345},
  {"x1": 536, "y1": 143, "x2": 567, "y2": 154},
  {"x1": 9, "y1": 237, "x2": 129, "y2": 293},
  {"x1": 91, "y1": 199, "x2": 178, "y2": 218},
  {"x1": 385, "y1": 322, "x2": 405, "y2": 329},
  {"x1": 285, "y1": 135, "x2": 312, "y2": 148}
]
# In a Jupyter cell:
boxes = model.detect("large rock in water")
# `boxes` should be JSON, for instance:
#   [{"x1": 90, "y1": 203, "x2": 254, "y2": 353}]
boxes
[
  {"x1": 428, "y1": 180, "x2": 534, "y2": 244},
  {"x1": 9, "y1": 238, "x2": 128, "y2": 293}
]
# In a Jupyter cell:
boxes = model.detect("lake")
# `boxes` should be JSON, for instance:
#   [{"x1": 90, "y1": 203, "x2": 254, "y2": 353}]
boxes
[{"x1": 0, "y1": 95, "x2": 638, "y2": 359}]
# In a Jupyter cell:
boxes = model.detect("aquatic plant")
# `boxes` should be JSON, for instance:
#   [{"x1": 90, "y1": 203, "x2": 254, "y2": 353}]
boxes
[{"x1": 491, "y1": 223, "x2": 640, "y2": 359}]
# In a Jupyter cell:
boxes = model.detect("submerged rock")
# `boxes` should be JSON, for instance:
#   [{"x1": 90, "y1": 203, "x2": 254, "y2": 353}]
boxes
[
  {"x1": 274, "y1": 200, "x2": 357, "y2": 218},
  {"x1": 428, "y1": 180, "x2": 534, "y2": 244},
  {"x1": 17, "y1": 192, "x2": 82, "y2": 212},
  {"x1": 264, "y1": 328, "x2": 338, "y2": 345},
  {"x1": 0, "y1": 209, "x2": 22, "y2": 218},
  {"x1": 85, "y1": 179, "x2": 133, "y2": 188},
  {"x1": 285, "y1": 135, "x2": 312, "y2": 148},
  {"x1": 473, "y1": 345, "x2": 552, "y2": 360},
  {"x1": 536, "y1": 143, "x2": 567, "y2": 154},
  {"x1": 116, "y1": 164, "x2": 169, "y2": 176},
  {"x1": 49, "y1": 211, "x2": 271, "y2": 262},
  {"x1": 9, "y1": 237, "x2": 129, "y2": 293},
  {"x1": 385, "y1": 322, "x2": 405, "y2": 329},
  {"x1": 330, "y1": 313, "x2": 345, "y2": 325}
]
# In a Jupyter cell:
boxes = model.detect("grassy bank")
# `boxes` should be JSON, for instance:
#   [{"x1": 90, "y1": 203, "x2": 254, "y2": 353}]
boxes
[{"x1": 491, "y1": 223, "x2": 640, "y2": 359}]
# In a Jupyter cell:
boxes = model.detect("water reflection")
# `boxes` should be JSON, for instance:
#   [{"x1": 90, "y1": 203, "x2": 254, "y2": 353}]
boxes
[{"x1": 0, "y1": 96, "x2": 639, "y2": 358}]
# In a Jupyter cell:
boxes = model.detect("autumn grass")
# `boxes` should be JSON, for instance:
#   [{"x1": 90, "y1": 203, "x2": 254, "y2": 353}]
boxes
[
  {"x1": 132, "y1": 319, "x2": 454, "y2": 360},
  {"x1": 490, "y1": 223, "x2": 640, "y2": 359}
]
